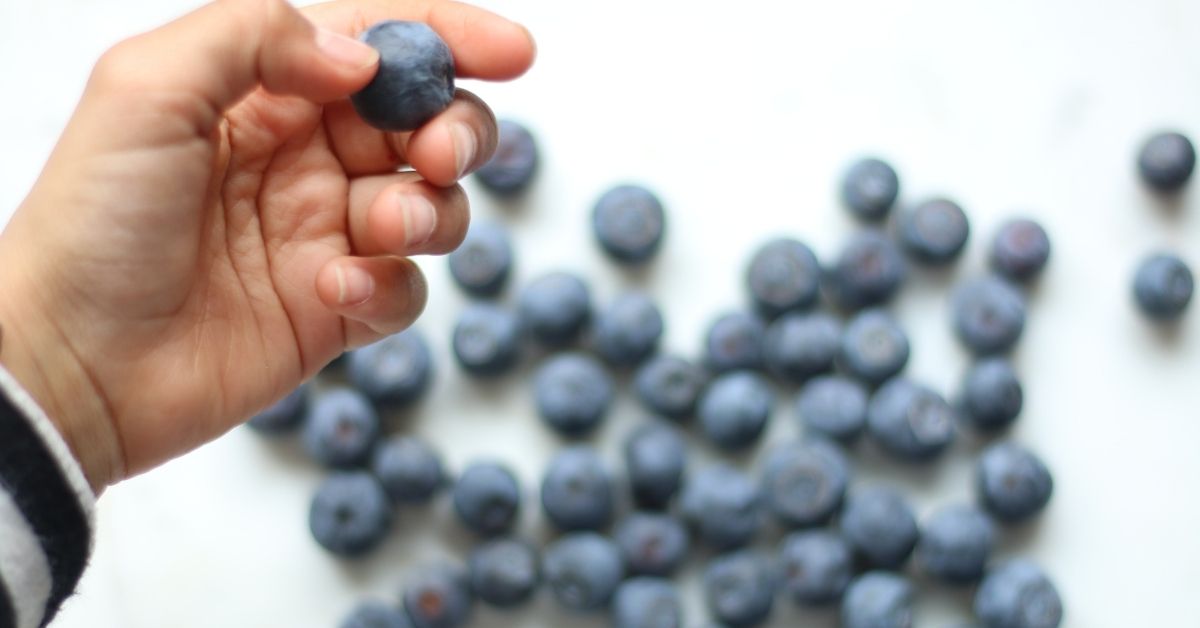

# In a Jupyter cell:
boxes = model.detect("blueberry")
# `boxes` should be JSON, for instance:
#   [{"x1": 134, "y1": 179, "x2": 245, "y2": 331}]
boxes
[
  {"x1": 960, "y1": 358, "x2": 1023, "y2": 431},
  {"x1": 467, "y1": 537, "x2": 540, "y2": 608},
  {"x1": 681, "y1": 464, "x2": 762, "y2": 551},
  {"x1": 592, "y1": 184, "x2": 666, "y2": 264},
  {"x1": 1133, "y1": 252, "x2": 1194, "y2": 321},
  {"x1": 795, "y1": 375, "x2": 869, "y2": 443},
  {"x1": 347, "y1": 329, "x2": 433, "y2": 407},
  {"x1": 633, "y1": 354, "x2": 708, "y2": 421},
  {"x1": 452, "y1": 462, "x2": 521, "y2": 537},
  {"x1": 841, "y1": 157, "x2": 901, "y2": 221},
  {"x1": 762, "y1": 312, "x2": 841, "y2": 384},
  {"x1": 309, "y1": 472, "x2": 392, "y2": 557},
  {"x1": 896, "y1": 198, "x2": 970, "y2": 264},
  {"x1": 518, "y1": 271, "x2": 592, "y2": 346},
  {"x1": 841, "y1": 571, "x2": 914, "y2": 628},
  {"x1": 623, "y1": 422, "x2": 687, "y2": 510},
  {"x1": 247, "y1": 383, "x2": 310, "y2": 434},
  {"x1": 704, "y1": 311, "x2": 766, "y2": 373},
  {"x1": 401, "y1": 564, "x2": 473, "y2": 628},
  {"x1": 829, "y1": 230, "x2": 907, "y2": 310},
  {"x1": 541, "y1": 532, "x2": 625, "y2": 612},
  {"x1": 592, "y1": 292, "x2": 664, "y2": 366},
  {"x1": 703, "y1": 550, "x2": 775, "y2": 628},
  {"x1": 977, "y1": 442, "x2": 1053, "y2": 523},
  {"x1": 615, "y1": 512, "x2": 690, "y2": 577},
  {"x1": 761, "y1": 440, "x2": 850, "y2": 528},
  {"x1": 451, "y1": 303, "x2": 521, "y2": 377},
  {"x1": 473, "y1": 119, "x2": 538, "y2": 196},
  {"x1": 340, "y1": 600, "x2": 413, "y2": 628},
  {"x1": 915, "y1": 505, "x2": 995, "y2": 584},
  {"x1": 540, "y1": 446, "x2": 615, "y2": 531},
  {"x1": 533, "y1": 352, "x2": 615, "y2": 437},
  {"x1": 989, "y1": 218, "x2": 1051, "y2": 282},
  {"x1": 840, "y1": 487, "x2": 919, "y2": 569},
  {"x1": 351, "y1": 21, "x2": 454, "y2": 132},
  {"x1": 697, "y1": 371, "x2": 775, "y2": 451},
  {"x1": 745, "y1": 238, "x2": 822, "y2": 317},
  {"x1": 447, "y1": 221, "x2": 513, "y2": 297},
  {"x1": 613, "y1": 578, "x2": 682, "y2": 628},
  {"x1": 370, "y1": 436, "x2": 446, "y2": 504},
  {"x1": 974, "y1": 559, "x2": 1063, "y2": 628},
  {"x1": 777, "y1": 530, "x2": 853, "y2": 605},
  {"x1": 840, "y1": 309, "x2": 910, "y2": 385},
  {"x1": 867, "y1": 378, "x2": 957, "y2": 461},
  {"x1": 302, "y1": 388, "x2": 381, "y2": 468},
  {"x1": 1137, "y1": 130, "x2": 1195, "y2": 193},
  {"x1": 952, "y1": 276, "x2": 1027, "y2": 355}
]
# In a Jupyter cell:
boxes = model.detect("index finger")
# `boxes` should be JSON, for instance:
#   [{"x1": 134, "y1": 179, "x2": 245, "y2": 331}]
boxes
[{"x1": 303, "y1": 0, "x2": 536, "y2": 80}]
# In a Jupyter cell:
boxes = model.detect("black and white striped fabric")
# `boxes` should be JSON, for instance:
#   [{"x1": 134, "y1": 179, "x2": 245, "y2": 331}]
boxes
[{"x1": 0, "y1": 366, "x2": 94, "y2": 628}]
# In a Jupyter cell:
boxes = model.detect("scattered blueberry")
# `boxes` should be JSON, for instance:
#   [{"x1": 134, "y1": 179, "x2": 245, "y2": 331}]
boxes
[
  {"x1": 451, "y1": 303, "x2": 521, "y2": 377},
  {"x1": 680, "y1": 464, "x2": 762, "y2": 551},
  {"x1": 704, "y1": 311, "x2": 766, "y2": 373},
  {"x1": 795, "y1": 375, "x2": 869, "y2": 443},
  {"x1": 351, "y1": 21, "x2": 454, "y2": 132},
  {"x1": 697, "y1": 371, "x2": 775, "y2": 451},
  {"x1": 867, "y1": 378, "x2": 957, "y2": 461},
  {"x1": 977, "y1": 442, "x2": 1053, "y2": 523},
  {"x1": 762, "y1": 312, "x2": 841, "y2": 384},
  {"x1": 615, "y1": 512, "x2": 690, "y2": 577},
  {"x1": 839, "y1": 309, "x2": 911, "y2": 386},
  {"x1": 703, "y1": 550, "x2": 775, "y2": 628},
  {"x1": 540, "y1": 446, "x2": 615, "y2": 531},
  {"x1": 896, "y1": 198, "x2": 971, "y2": 264},
  {"x1": 841, "y1": 157, "x2": 901, "y2": 221},
  {"x1": 952, "y1": 276, "x2": 1027, "y2": 355},
  {"x1": 840, "y1": 487, "x2": 919, "y2": 569},
  {"x1": 745, "y1": 238, "x2": 822, "y2": 317},
  {"x1": 309, "y1": 472, "x2": 392, "y2": 557},
  {"x1": 592, "y1": 184, "x2": 666, "y2": 264},
  {"x1": 777, "y1": 530, "x2": 853, "y2": 606},
  {"x1": 989, "y1": 218, "x2": 1051, "y2": 282},
  {"x1": 402, "y1": 564, "x2": 473, "y2": 628},
  {"x1": 592, "y1": 292, "x2": 664, "y2": 366},
  {"x1": 474, "y1": 119, "x2": 538, "y2": 196},
  {"x1": 828, "y1": 230, "x2": 907, "y2": 310},
  {"x1": 447, "y1": 222, "x2": 513, "y2": 297},
  {"x1": 347, "y1": 329, "x2": 433, "y2": 406},
  {"x1": 633, "y1": 354, "x2": 708, "y2": 421},
  {"x1": 247, "y1": 383, "x2": 310, "y2": 434},
  {"x1": 915, "y1": 504, "x2": 995, "y2": 584},
  {"x1": 974, "y1": 559, "x2": 1063, "y2": 628},
  {"x1": 532, "y1": 352, "x2": 615, "y2": 437},
  {"x1": 370, "y1": 436, "x2": 445, "y2": 504},
  {"x1": 613, "y1": 577, "x2": 682, "y2": 628},
  {"x1": 761, "y1": 440, "x2": 850, "y2": 528},
  {"x1": 623, "y1": 422, "x2": 687, "y2": 510},
  {"x1": 960, "y1": 358, "x2": 1023, "y2": 431},
  {"x1": 518, "y1": 271, "x2": 592, "y2": 346},
  {"x1": 1133, "y1": 252, "x2": 1194, "y2": 321},
  {"x1": 302, "y1": 387, "x2": 381, "y2": 468},
  {"x1": 452, "y1": 462, "x2": 521, "y2": 537},
  {"x1": 1137, "y1": 130, "x2": 1195, "y2": 193},
  {"x1": 467, "y1": 537, "x2": 540, "y2": 608},
  {"x1": 841, "y1": 571, "x2": 914, "y2": 628},
  {"x1": 541, "y1": 532, "x2": 625, "y2": 612},
  {"x1": 340, "y1": 600, "x2": 413, "y2": 628}
]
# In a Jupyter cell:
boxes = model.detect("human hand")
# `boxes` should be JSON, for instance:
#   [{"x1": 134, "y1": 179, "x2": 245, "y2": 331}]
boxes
[{"x1": 0, "y1": 0, "x2": 535, "y2": 492}]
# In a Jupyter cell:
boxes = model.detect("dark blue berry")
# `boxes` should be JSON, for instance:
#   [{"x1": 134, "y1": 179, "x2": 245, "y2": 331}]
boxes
[
  {"x1": 960, "y1": 358, "x2": 1023, "y2": 431},
  {"x1": 467, "y1": 537, "x2": 540, "y2": 608},
  {"x1": 592, "y1": 184, "x2": 666, "y2": 264},
  {"x1": 840, "y1": 309, "x2": 910, "y2": 385},
  {"x1": 704, "y1": 311, "x2": 766, "y2": 373},
  {"x1": 697, "y1": 371, "x2": 775, "y2": 451},
  {"x1": 952, "y1": 276, "x2": 1027, "y2": 355},
  {"x1": 542, "y1": 532, "x2": 624, "y2": 612},
  {"x1": 533, "y1": 352, "x2": 614, "y2": 437},
  {"x1": 703, "y1": 550, "x2": 775, "y2": 628},
  {"x1": 761, "y1": 440, "x2": 850, "y2": 528},
  {"x1": 974, "y1": 559, "x2": 1063, "y2": 628},
  {"x1": 351, "y1": 21, "x2": 454, "y2": 132},
  {"x1": 777, "y1": 530, "x2": 853, "y2": 605},
  {"x1": 989, "y1": 218, "x2": 1050, "y2": 282},
  {"x1": 540, "y1": 446, "x2": 615, "y2": 531},
  {"x1": 247, "y1": 383, "x2": 310, "y2": 434},
  {"x1": 302, "y1": 388, "x2": 381, "y2": 468},
  {"x1": 340, "y1": 600, "x2": 413, "y2": 628},
  {"x1": 1133, "y1": 252, "x2": 1194, "y2": 321},
  {"x1": 613, "y1": 577, "x2": 682, "y2": 628},
  {"x1": 841, "y1": 571, "x2": 914, "y2": 628},
  {"x1": 977, "y1": 442, "x2": 1053, "y2": 523},
  {"x1": 840, "y1": 487, "x2": 919, "y2": 569},
  {"x1": 592, "y1": 292, "x2": 664, "y2": 366},
  {"x1": 447, "y1": 221, "x2": 513, "y2": 297},
  {"x1": 745, "y1": 238, "x2": 822, "y2": 317},
  {"x1": 1137, "y1": 130, "x2": 1195, "y2": 193},
  {"x1": 452, "y1": 462, "x2": 521, "y2": 537},
  {"x1": 518, "y1": 271, "x2": 592, "y2": 346},
  {"x1": 615, "y1": 512, "x2": 690, "y2": 577},
  {"x1": 795, "y1": 375, "x2": 869, "y2": 443},
  {"x1": 633, "y1": 354, "x2": 707, "y2": 421},
  {"x1": 867, "y1": 378, "x2": 957, "y2": 462},
  {"x1": 451, "y1": 303, "x2": 520, "y2": 377},
  {"x1": 347, "y1": 329, "x2": 433, "y2": 407},
  {"x1": 896, "y1": 198, "x2": 970, "y2": 264},
  {"x1": 473, "y1": 119, "x2": 538, "y2": 196},
  {"x1": 401, "y1": 564, "x2": 473, "y2": 628},
  {"x1": 623, "y1": 422, "x2": 687, "y2": 510},
  {"x1": 762, "y1": 312, "x2": 841, "y2": 384},
  {"x1": 309, "y1": 472, "x2": 392, "y2": 557},
  {"x1": 915, "y1": 505, "x2": 995, "y2": 584},
  {"x1": 841, "y1": 157, "x2": 900, "y2": 221},
  {"x1": 829, "y1": 231, "x2": 907, "y2": 310},
  {"x1": 681, "y1": 464, "x2": 762, "y2": 551},
  {"x1": 370, "y1": 436, "x2": 445, "y2": 504}
]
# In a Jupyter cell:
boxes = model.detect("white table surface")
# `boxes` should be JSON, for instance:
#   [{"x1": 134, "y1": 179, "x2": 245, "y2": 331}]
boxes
[{"x1": 2, "y1": 1, "x2": 1199, "y2": 626}]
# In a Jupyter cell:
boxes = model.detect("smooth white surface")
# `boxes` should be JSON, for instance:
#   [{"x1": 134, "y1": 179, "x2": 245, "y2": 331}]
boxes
[{"x1": 1, "y1": 1, "x2": 1199, "y2": 626}]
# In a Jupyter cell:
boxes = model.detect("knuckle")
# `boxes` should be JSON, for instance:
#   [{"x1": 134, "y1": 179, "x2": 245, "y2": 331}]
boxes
[{"x1": 90, "y1": 39, "x2": 145, "y2": 91}]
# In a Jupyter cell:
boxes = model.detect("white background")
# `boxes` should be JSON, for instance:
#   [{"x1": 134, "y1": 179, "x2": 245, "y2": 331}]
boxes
[{"x1": 2, "y1": 0, "x2": 1199, "y2": 626}]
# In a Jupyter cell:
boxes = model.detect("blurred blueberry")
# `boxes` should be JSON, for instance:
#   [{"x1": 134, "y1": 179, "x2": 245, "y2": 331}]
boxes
[
  {"x1": 533, "y1": 352, "x2": 615, "y2": 437},
  {"x1": 915, "y1": 504, "x2": 995, "y2": 584},
  {"x1": 623, "y1": 421, "x2": 687, "y2": 510},
  {"x1": 452, "y1": 303, "x2": 521, "y2": 377},
  {"x1": 952, "y1": 276, "x2": 1027, "y2": 355},
  {"x1": 468, "y1": 537, "x2": 540, "y2": 608},
  {"x1": 302, "y1": 387, "x2": 381, "y2": 468},
  {"x1": 452, "y1": 462, "x2": 521, "y2": 537},
  {"x1": 542, "y1": 532, "x2": 625, "y2": 612},
  {"x1": 839, "y1": 309, "x2": 910, "y2": 386},
  {"x1": 960, "y1": 358, "x2": 1023, "y2": 431},
  {"x1": 348, "y1": 329, "x2": 433, "y2": 407},
  {"x1": 401, "y1": 563, "x2": 473, "y2": 628},
  {"x1": 896, "y1": 198, "x2": 970, "y2": 265},
  {"x1": 633, "y1": 354, "x2": 708, "y2": 421},
  {"x1": 615, "y1": 512, "x2": 690, "y2": 577},
  {"x1": 795, "y1": 375, "x2": 869, "y2": 443},
  {"x1": 448, "y1": 221, "x2": 513, "y2": 297},
  {"x1": 1133, "y1": 252, "x2": 1194, "y2": 321},
  {"x1": 867, "y1": 378, "x2": 956, "y2": 462},
  {"x1": 370, "y1": 436, "x2": 446, "y2": 504},
  {"x1": 703, "y1": 550, "x2": 775, "y2": 628},
  {"x1": 247, "y1": 382, "x2": 310, "y2": 434},
  {"x1": 697, "y1": 371, "x2": 775, "y2": 451},
  {"x1": 828, "y1": 230, "x2": 907, "y2": 310},
  {"x1": 989, "y1": 218, "x2": 1050, "y2": 282},
  {"x1": 777, "y1": 530, "x2": 853, "y2": 605},
  {"x1": 762, "y1": 312, "x2": 841, "y2": 384},
  {"x1": 518, "y1": 271, "x2": 592, "y2": 346},
  {"x1": 841, "y1": 157, "x2": 900, "y2": 221},
  {"x1": 592, "y1": 184, "x2": 666, "y2": 264},
  {"x1": 841, "y1": 571, "x2": 914, "y2": 628},
  {"x1": 613, "y1": 578, "x2": 682, "y2": 628},
  {"x1": 309, "y1": 472, "x2": 392, "y2": 557},
  {"x1": 977, "y1": 442, "x2": 1053, "y2": 523},
  {"x1": 1137, "y1": 130, "x2": 1195, "y2": 193},
  {"x1": 745, "y1": 238, "x2": 822, "y2": 317},
  {"x1": 592, "y1": 292, "x2": 664, "y2": 367},
  {"x1": 540, "y1": 446, "x2": 615, "y2": 531},
  {"x1": 704, "y1": 311, "x2": 766, "y2": 373},
  {"x1": 840, "y1": 487, "x2": 919, "y2": 569},
  {"x1": 340, "y1": 600, "x2": 412, "y2": 628},
  {"x1": 474, "y1": 119, "x2": 539, "y2": 196},
  {"x1": 681, "y1": 464, "x2": 762, "y2": 551},
  {"x1": 974, "y1": 559, "x2": 1063, "y2": 628},
  {"x1": 761, "y1": 440, "x2": 850, "y2": 528}
]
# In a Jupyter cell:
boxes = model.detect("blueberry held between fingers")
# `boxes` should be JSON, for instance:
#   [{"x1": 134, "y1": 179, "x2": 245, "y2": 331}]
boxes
[
  {"x1": 348, "y1": 329, "x2": 433, "y2": 407},
  {"x1": 613, "y1": 578, "x2": 682, "y2": 628},
  {"x1": 777, "y1": 530, "x2": 853, "y2": 605},
  {"x1": 840, "y1": 309, "x2": 910, "y2": 386},
  {"x1": 474, "y1": 119, "x2": 539, "y2": 196},
  {"x1": 841, "y1": 571, "x2": 914, "y2": 628},
  {"x1": 1137, "y1": 130, "x2": 1195, "y2": 193},
  {"x1": 370, "y1": 436, "x2": 446, "y2": 504},
  {"x1": 615, "y1": 512, "x2": 690, "y2": 577},
  {"x1": 402, "y1": 564, "x2": 474, "y2": 628},
  {"x1": 542, "y1": 532, "x2": 625, "y2": 612},
  {"x1": 309, "y1": 472, "x2": 392, "y2": 557},
  {"x1": 896, "y1": 198, "x2": 970, "y2": 264},
  {"x1": 533, "y1": 352, "x2": 614, "y2": 437},
  {"x1": 540, "y1": 446, "x2": 615, "y2": 531},
  {"x1": 841, "y1": 157, "x2": 901, "y2": 221},
  {"x1": 762, "y1": 312, "x2": 841, "y2": 384},
  {"x1": 829, "y1": 230, "x2": 907, "y2": 310},
  {"x1": 703, "y1": 550, "x2": 775, "y2": 628},
  {"x1": 840, "y1": 487, "x2": 919, "y2": 569},
  {"x1": 448, "y1": 222, "x2": 513, "y2": 297},
  {"x1": 795, "y1": 375, "x2": 869, "y2": 443},
  {"x1": 745, "y1": 237, "x2": 822, "y2": 317},
  {"x1": 915, "y1": 504, "x2": 995, "y2": 584},
  {"x1": 633, "y1": 354, "x2": 707, "y2": 421},
  {"x1": 351, "y1": 21, "x2": 455, "y2": 132},
  {"x1": 623, "y1": 422, "x2": 687, "y2": 510},
  {"x1": 704, "y1": 311, "x2": 767, "y2": 373},
  {"x1": 761, "y1": 440, "x2": 850, "y2": 528},
  {"x1": 592, "y1": 184, "x2": 666, "y2": 264},
  {"x1": 867, "y1": 378, "x2": 957, "y2": 461},
  {"x1": 303, "y1": 387, "x2": 381, "y2": 468},
  {"x1": 340, "y1": 600, "x2": 413, "y2": 628},
  {"x1": 518, "y1": 271, "x2": 592, "y2": 346},
  {"x1": 977, "y1": 442, "x2": 1053, "y2": 523},
  {"x1": 960, "y1": 358, "x2": 1023, "y2": 431},
  {"x1": 1133, "y1": 252, "x2": 1194, "y2": 321},
  {"x1": 247, "y1": 382, "x2": 310, "y2": 434},
  {"x1": 974, "y1": 559, "x2": 1063, "y2": 628},
  {"x1": 592, "y1": 292, "x2": 664, "y2": 367},
  {"x1": 468, "y1": 537, "x2": 540, "y2": 608},
  {"x1": 952, "y1": 276, "x2": 1027, "y2": 355},
  {"x1": 681, "y1": 464, "x2": 763, "y2": 551},
  {"x1": 451, "y1": 303, "x2": 521, "y2": 377},
  {"x1": 697, "y1": 371, "x2": 775, "y2": 451},
  {"x1": 452, "y1": 462, "x2": 521, "y2": 537},
  {"x1": 989, "y1": 218, "x2": 1051, "y2": 282}
]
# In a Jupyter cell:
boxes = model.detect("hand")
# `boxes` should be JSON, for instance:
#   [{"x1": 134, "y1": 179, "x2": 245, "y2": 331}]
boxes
[{"x1": 0, "y1": 0, "x2": 535, "y2": 492}]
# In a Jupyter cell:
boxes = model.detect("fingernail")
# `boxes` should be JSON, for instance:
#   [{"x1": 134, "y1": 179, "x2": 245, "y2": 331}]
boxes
[
  {"x1": 334, "y1": 265, "x2": 375, "y2": 306},
  {"x1": 451, "y1": 122, "x2": 477, "y2": 179},
  {"x1": 316, "y1": 28, "x2": 379, "y2": 70},
  {"x1": 400, "y1": 193, "x2": 438, "y2": 247}
]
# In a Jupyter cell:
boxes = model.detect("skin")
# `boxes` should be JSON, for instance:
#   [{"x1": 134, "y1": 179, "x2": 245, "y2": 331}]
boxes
[{"x1": 0, "y1": 0, "x2": 536, "y2": 493}]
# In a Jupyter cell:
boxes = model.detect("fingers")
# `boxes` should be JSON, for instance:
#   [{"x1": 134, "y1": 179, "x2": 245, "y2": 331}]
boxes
[
  {"x1": 315, "y1": 256, "x2": 428, "y2": 343},
  {"x1": 346, "y1": 173, "x2": 470, "y2": 256}
]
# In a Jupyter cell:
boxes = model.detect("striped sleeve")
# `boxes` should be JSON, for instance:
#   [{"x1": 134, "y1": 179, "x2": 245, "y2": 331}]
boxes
[{"x1": 0, "y1": 365, "x2": 95, "y2": 628}]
